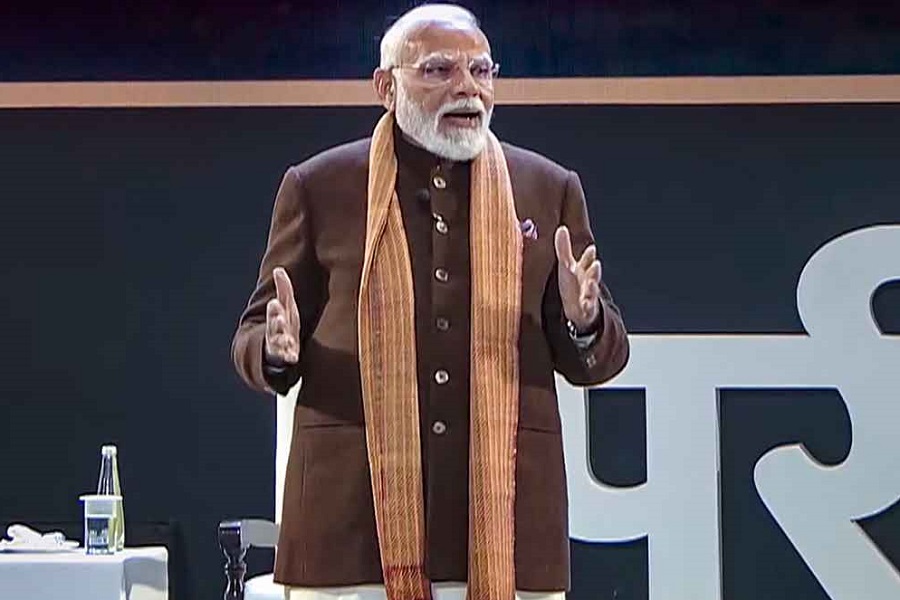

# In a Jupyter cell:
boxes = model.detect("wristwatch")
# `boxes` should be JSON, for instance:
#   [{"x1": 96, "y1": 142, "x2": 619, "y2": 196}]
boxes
[{"x1": 566, "y1": 318, "x2": 598, "y2": 349}]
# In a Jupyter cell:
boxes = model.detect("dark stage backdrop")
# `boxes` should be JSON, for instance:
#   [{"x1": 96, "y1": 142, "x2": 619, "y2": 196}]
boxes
[
  {"x1": 0, "y1": 103, "x2": 898, "y2": 599},
  {"x1": 2, "y1": 1, "x2": 899, "y2": 80}
]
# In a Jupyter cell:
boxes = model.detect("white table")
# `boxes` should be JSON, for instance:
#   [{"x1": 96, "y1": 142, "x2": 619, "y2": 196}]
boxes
[{"x1": 0, "y1": 546, "x2": 168, "y2": 600}]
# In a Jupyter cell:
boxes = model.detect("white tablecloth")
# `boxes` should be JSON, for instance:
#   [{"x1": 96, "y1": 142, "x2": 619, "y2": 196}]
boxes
[
  {"x1": 0, "y1": 546, "x2": 168, "y2": 600},
  {"x1": 285, "y1": 584, "x2": 564, "y2": 600}
]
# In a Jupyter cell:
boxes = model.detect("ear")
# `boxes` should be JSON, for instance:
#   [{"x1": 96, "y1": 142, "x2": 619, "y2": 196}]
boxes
[{"x1": 372, "y1": 68, "x2": 395, "y2": 111}]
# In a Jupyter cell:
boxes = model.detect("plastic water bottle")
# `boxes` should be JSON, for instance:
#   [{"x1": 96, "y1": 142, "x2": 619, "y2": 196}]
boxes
[{"x1": 96, "y1": 445, "x2": 125, "y2": 551}]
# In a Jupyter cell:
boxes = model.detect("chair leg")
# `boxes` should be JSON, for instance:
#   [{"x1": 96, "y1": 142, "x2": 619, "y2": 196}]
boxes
[{"x1": 219, "y1": 521, "x2": 247, "y2": 600}]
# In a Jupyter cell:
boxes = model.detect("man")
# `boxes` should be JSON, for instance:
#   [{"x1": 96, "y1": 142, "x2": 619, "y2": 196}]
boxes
[{"x1": 232, "y1": 4, "x2": 629, "y2": 600}]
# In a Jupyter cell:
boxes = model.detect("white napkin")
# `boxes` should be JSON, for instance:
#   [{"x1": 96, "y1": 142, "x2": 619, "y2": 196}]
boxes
[{"x1": 0, "y1": 524, "x2": 77, "y2": 550}]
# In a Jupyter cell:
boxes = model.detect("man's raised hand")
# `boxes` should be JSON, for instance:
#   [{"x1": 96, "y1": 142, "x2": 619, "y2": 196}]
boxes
[
  {"x1": 265, "y1": 267, "x2": 301, "y2": 364},
  {"x1": 554, "y1": 225, "x2": 602, "y2": 333}
]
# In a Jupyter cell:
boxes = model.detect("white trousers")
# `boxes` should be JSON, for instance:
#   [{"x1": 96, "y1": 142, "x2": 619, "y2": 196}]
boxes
[{"x1": 286, "y1": 583, "x2": 565, "y2": 600}]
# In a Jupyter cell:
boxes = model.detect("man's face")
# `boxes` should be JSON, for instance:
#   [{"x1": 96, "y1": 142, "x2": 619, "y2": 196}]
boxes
[{"x1": 392, "y1": 22, "x2": 496, "y2": 161}]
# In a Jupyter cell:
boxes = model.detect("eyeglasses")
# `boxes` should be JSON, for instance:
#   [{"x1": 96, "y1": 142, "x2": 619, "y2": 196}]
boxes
[{"x1": 392, "y1": 56, "x2": 500, "y2": 86}]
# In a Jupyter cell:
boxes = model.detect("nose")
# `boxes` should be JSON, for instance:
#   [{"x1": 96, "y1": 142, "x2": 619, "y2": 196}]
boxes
[{"x1": 450, "y1": 65, "x2": 481, "y2": 98}]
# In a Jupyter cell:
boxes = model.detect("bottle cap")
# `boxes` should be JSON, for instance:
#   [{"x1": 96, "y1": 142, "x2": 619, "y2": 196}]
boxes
[{"x1": 101, "y1": 445, "x2": 118, "y2": 456}]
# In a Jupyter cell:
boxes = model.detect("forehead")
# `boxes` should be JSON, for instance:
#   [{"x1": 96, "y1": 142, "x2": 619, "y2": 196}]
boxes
[{"x1": 399, "y1": 21, "x2": 491, "y2": 63}]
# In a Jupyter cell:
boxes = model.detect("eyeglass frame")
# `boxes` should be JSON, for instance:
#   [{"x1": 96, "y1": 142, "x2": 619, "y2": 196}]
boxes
[{"x1": 390, "y1": 53, "x2": 501, "y2": 87}]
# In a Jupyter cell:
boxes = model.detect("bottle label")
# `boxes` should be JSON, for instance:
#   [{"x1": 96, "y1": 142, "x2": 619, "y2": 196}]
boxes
[{"x1": 85, "y1": 516, "x2": 113, "y2": 555}]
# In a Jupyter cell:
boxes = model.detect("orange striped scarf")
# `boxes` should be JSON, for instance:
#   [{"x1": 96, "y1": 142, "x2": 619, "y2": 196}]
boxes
[{"x1": 358, "y1": 112, "x2": 522, "y2": 600}]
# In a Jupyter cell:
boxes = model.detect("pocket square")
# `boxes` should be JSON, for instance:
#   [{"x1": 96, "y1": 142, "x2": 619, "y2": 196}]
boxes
[{"x1": 519, "y1": 218, "x2": 538, "y2": 241}]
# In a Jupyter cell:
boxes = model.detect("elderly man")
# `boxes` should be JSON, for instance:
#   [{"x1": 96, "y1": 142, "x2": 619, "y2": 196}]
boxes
[{"x1": 232, "y1": 4, "x2": 629, "y2": 600}]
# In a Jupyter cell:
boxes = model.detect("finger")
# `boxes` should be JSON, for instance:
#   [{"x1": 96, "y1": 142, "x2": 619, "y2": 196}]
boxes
[
  {"x1": 271, "y1": 334, "x2": 296, "y2": 355},
  {"x1": 267, "y1": 328, "x2": 299, "y2": 361},
  {"x1": 286, "y1": 347, "x2": 299, "y2": 363},
  {"x1": 275, "y1": 332, "x2": 299, "y2": 361},
  {"x1": 266, "y1": 300, "x2": 288, "y2": 338},
  {"x1": 270, "y1": 314, "x2": 288, "y2": 333},
  {"x1": 581, "y1": 281, "x2": 601, "y2": 318},
  {"x1": 582, "y1": 278, "x2": 601, "y2": 303},
  {"x1": 273, "y1": 267, "x2": 295, "y2": 311},
  {"x1": 266, "y1": 298, "x2": 285, "y2": 325},
  {"x1": 584, "y1": 259, "x2": 602, "y2": 283},
  {"x1": 577, "y1": 245, "x2": 597, "y2": 272},
  {"x1": 269, "y1": 341, "x2": 297, "y2": 364},
  {"x1": 581, "y1": 299, "x2": 599, "y2": 321},
  {"x1": 554, "y1": 226, "x2": 576, "y2": 270},
  {"x1": 580, "y1": 276, "x2": 600, "y2": 311},
  {"x1": 268, "y1": 321, "x2": 290, "y2": 348}
]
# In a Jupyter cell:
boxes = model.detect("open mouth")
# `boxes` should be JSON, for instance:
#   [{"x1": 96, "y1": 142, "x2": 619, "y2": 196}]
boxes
[{"x1": 441, "y1": 110, "x2": 483, "y2": 128}]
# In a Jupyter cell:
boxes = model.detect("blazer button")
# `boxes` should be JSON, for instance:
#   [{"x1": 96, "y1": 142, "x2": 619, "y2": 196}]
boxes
[
  {"x1": 432, "y1": 175, "x2": 447, "y2": 189},
  {"x1": 435, "y1": 317, "x2": 450, "y2": 332},
  {"x1": 434, "y1": 369, "x2": 449, "y2": 384},
  {"x1": 432, "y1": 421, "x2": 447, "y2": 435},
  {"x1": 435, "y1": 268, "x2": 449, "y2": 283}
]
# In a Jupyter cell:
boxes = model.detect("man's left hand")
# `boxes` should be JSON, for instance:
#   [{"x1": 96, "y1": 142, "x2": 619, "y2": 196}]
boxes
[{"x1": 554, "y1": 225, "x2": 602, "y2": 333}]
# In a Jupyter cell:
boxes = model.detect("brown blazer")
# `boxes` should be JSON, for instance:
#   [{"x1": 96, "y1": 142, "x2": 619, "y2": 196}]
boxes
[{"x1": 232, "y1": 132, "x2": 629, "y2": 591}]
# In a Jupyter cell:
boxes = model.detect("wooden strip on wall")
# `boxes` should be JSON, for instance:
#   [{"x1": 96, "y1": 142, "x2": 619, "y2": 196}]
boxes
[
  {"x1": 498, "y1": 75, "x2": 900, "y2": 105},
  {"x1": 0, "y1": 76, "x2": 898, "y2": 108}
]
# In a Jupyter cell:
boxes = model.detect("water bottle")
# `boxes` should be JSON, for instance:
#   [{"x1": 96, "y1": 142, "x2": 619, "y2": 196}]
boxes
[{"x1": 96, "y1": 444, "x2": 125, "y2": 551}]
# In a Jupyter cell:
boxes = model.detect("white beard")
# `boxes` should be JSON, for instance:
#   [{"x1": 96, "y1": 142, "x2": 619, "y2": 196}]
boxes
[{"x1": 394, "y1": 87, "x2": 493, "y2": 162}]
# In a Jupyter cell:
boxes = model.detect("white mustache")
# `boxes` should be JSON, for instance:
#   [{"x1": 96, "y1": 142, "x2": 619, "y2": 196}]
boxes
[{"x1": 438, "y1": 98, "x2": 486, "y2": 118}]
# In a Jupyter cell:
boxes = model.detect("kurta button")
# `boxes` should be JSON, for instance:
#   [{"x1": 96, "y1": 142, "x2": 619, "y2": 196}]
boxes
[
  {"x1": 585, "y1": 354, "x2": 597, "y2": 368},
  {"x1": 435, "y1": 218, "x2": 448, "y2": 234},
  {"x1": 434, "y1": 369, "x2": 449, "y2": 384},
  {"x1": 432, "y1": 175, "x2": 447, "y2": 189},
  {"x1": 415, "y1": 189, "x2": 431, "y2": 205},
  {"x1": 432, "y1": 421, "x2": 447, "y2": 435},
  {"x1": 435, "y1": 268, "x2": 449, "y2": 282},
  {"x1": 436, "y1": 317, "x2": 450, "y2": 331}
]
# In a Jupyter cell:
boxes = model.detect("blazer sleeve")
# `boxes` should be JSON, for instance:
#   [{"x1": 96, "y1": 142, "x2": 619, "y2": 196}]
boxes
[
  {"x1": 541, "y1": 170, "x2": 630, "y2": 386},
  {"x1": 231, "y1": 166, "x2": 323, "y2": 395}
]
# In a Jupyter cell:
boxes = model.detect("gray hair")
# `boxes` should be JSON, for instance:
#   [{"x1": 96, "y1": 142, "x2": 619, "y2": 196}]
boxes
[{"x1": 379, "y1": 4, "x2": 480, "y2": 69}]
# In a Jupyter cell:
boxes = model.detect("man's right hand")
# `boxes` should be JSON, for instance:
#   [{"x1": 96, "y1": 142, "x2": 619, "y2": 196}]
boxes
[{"x1": 265, "y1": 267, "x2": 301, "y2": 364}]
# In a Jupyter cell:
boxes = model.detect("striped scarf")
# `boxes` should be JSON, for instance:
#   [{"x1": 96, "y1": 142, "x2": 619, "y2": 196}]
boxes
[{"x1": 357, "y1": 111, "x2": 523, "y2": 600}]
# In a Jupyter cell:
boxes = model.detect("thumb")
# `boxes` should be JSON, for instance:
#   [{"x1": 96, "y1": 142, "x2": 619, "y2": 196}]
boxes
[
  {"x1": 554, "y1": 226, "x2": 576, "y2": 270},
  {"x1": 273, "y1": 267, "x2": 295, "y2": 309}
]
